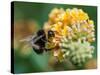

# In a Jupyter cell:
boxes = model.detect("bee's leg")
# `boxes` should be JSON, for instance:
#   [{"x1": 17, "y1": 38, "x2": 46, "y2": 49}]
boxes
[
  {"x1": 31, "y1": 42, "x2": 44, "y2": 54},
  {"x1": 44, "y1": 47, "x2": 55, "y2": 51},
  {"x1": 41, "y1": 38, "x2": 47, "y2": 43},
  {"x1": 31, "y1": 41, "x2": 40, "y2": 50},
  {"x1": 32, "y1": 35, "x2": 44, "y2": 43}
]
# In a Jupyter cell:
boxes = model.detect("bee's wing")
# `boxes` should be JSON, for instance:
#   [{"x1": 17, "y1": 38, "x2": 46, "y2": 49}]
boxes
[
  {"x1": 22, "y1": 43, "x2": 32, "y2": 50},
  {"x1": 20, "y1": 33, "x2": 45, "y2": 50},
  {"x1": 30, "y1": 35, "x2": 45, "y2": 49},
  {"x1": 19, "y1": 34, "x2": 37, "y2": 42},
  {"x1": 18, "y1": 35, "x2": 35, "y2": 51}
]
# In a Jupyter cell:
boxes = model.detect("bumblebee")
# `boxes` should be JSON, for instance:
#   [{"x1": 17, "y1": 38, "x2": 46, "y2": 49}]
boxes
[{"x1": 20, "y1": 29, "x2": 55, "y2": 54}]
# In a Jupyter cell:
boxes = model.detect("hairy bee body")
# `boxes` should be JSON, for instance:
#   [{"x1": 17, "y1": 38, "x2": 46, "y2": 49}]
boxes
[
  {"x1": 24, "y1": 29, "x2": 55, "y2": 54},
  {"x1": 32, "y1": 29, "x2": 46, "y2": 54}
]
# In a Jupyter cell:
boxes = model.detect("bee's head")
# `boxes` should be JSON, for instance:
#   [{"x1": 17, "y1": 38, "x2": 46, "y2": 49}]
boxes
[{"x1": 48, "y1": 30, "x2": 55, "y2": 38}]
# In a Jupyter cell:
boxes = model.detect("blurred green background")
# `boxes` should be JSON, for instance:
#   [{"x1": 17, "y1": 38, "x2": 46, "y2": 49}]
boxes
[{"x1": 13, "y1": 1, "x2": 97, "y2": 74}]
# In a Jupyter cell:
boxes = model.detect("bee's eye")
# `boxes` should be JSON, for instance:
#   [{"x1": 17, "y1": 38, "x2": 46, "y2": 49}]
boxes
[{"x1": 48, "y1": 30, "x2": 55, "y2": 38}]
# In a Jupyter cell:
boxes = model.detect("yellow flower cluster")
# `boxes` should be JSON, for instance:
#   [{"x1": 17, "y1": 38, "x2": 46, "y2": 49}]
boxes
[
  {"x1": 44, "y1": 8, "x2": 95, "y2": 42},
  {"x1": 44, "y1": 8, "x2": 95, "y2": 62}
]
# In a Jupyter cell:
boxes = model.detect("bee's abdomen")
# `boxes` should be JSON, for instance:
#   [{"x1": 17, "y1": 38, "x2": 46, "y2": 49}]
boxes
[
  {"x1": 33, "y1": 29, "x2": 46, "y2": 54},
  {"x1": 32, "y1": 47, "x2": 44, "y2": 54}
]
